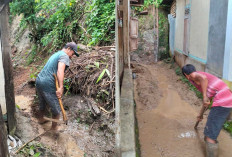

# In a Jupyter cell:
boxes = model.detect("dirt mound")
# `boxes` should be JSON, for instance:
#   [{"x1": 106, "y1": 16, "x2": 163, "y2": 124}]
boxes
[{"x1": 66, "y1": 50, "x2": 115, "y2": 110}]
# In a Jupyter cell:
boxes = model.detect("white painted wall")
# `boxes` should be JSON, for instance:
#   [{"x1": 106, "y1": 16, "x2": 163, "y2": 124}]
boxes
[
  {"x1": 223, "y1": 0, "x2": 232, "y2": 81},
  {"x1": 189, "y1": 0, "x2": 210, "y2": 60},
  {"x1": 0, "y1": 39, "x2": 6, "y2": 114},
  {"x1": 174, "y1": 0, "x2": 185, "y2": 51}
]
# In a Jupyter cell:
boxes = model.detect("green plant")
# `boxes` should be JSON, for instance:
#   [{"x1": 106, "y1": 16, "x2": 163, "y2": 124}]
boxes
[
  {"x1": 19, "y1": 142, "x2": 45, "y2": 157},
  {"x1": 64, "y1": 78, "x2": 71, "y2": 96},
  {"x1": 158, "y1": 11, "x2": 169, "y2": 60},
  {"x1": 96, "y1": 68, "x2": 110, "y2": 83},
  {"x1": 10, "y1": 0, "x2": 85, "y2": 53},
  {"x1": 175, "y1": 67, "x2": 182, "y2": 76},
  {"x1": 30, "y1": 65, "x2": 43, "y2": 80},
  {"x1": 224, "y1": 121, "x2": 232, "y2": 135},
  {"x1": 85, "y1": 0, "x2": 115, "y2": 46},
  {"x1": 132, "y1": 0, "x2": 163, "y2": 12},
  {"x1": 10, "y1": 0, "x2": 116, "y2": 60},
  {"x1": 96, "y1": 89, "x2": 110, "y2": 103},
  {"x1": 27, "y1": 45, "x2": 38, "y2": 65}
]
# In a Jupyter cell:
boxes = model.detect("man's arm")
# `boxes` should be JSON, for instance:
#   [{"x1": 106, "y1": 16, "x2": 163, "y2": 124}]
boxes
[
  {"x1": 194, "y1": 73, "x2": 210, "y2": 106},
  {"x1": 193, "y1": 73, "x2": 210, "y2": 121},
  {"x1": 56, "y1": 62, "x2": 66, "y2": 98}
]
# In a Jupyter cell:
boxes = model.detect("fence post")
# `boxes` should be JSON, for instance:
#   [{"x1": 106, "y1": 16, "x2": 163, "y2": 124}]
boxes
[
  {"x1": 0, "y1": 105, "x2": 10, "y2": 157},
  {"x1": 0, "y1": 0, "x2": 16, "y2": 135}
]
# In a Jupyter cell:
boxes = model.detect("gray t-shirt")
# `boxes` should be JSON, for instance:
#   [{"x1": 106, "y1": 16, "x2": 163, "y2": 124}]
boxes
[{"x1": 36, "y1": 50, "x2": 70, "y2": 92}]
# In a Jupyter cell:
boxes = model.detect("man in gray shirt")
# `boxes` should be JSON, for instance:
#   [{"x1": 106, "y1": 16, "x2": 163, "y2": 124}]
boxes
[{"x1": 36, "y1": 42, "x2": 79, "y2": 130}]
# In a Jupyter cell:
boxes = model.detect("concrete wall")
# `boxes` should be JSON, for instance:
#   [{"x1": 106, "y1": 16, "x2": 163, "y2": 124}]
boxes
[
  {"x1": 223, "y1": 0, "x2": 232, "y2": 89},
  {"x1": 223, "y1": 0, "x2": 232, "y2": 81},
  {"x1": 206, "y1": 0, "x2": 228, "y2": 77},
  {"x1": 174, "y1": 0, "x2": 185, "y2": 51},
  {"x1": 174, "y1": 50, "x2": 206, "y2": 72},
  {"x1": 0, "y1": 39, "x2": 6, "y2": 114},
  {"x1": 120, "y1": 68, "x2": 136, "y2": 157},
  {"x1": 174, "y1": 0, "x2": 209, "y2": 68},
  {"x1": 189, "y1": 0, "x2": 209, "y2": 61},
  {"x1": 168, "y1": 14, "x2": 175, "y2": 56}
]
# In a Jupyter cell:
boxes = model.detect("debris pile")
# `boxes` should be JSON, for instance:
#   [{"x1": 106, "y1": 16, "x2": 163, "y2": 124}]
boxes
[{"x1": 65, "y1": 48, "x2": 115, "y2": 113}]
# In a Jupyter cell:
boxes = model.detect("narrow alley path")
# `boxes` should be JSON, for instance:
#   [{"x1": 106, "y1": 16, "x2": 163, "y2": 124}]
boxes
[{"x1": 133, "y1": 62, "x2": 232, "y2": 157}]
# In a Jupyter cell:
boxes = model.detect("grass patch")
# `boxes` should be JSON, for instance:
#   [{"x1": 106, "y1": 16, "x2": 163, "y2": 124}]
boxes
[
  {"x1": 224, "y1": 121, "x2": 232, "y2": 136},
  {"x1": 18, "y1": 142, "x2": 48, "y2": 157},
  {"x1": 174, "y1": 66, "x2": 202, "y2": 99},
  {"x1": 135, "y1": 102, "x2": 141, "y2": 157}
]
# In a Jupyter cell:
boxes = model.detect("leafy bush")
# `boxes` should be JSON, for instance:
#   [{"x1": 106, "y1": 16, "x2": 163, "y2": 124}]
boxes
[
  {"x1": 10, "y1": 0, "x2": 115, "y2": 59},
  {"x1": 224, "y1": 121, "x2": 232, "y2": 135},
  {"x1": 85, "y1": 0, "x2": 115, "y2": 46},
  {"x1": 158, "y1": 11, "x2": 169, "y2": 60},
  {"x1": 10, "y1": 0, "x2": 85, "y2": 52},
  {"x1": 132, "y1": 0, "x2": 163, "y2": 11},
  {"x1": 19, "y1": 142, "x2": 46, "y2": 157}
]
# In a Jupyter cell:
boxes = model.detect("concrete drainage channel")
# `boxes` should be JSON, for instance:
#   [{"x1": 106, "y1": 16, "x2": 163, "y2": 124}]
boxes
[{"x1": 117, "y1": 68, "x2": 137, "y2": 157}]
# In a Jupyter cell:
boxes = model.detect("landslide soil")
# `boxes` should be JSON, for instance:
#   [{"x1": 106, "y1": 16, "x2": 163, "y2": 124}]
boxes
[
  {"x1": 132, "y1": 57, "x2": 232, "y2": 157},
  {"x1": 10, "y1": 13, "x2": 114, "y2": 156},
  {"x1": 13, "y1": 64, "x2": 115, "y2": 157}
]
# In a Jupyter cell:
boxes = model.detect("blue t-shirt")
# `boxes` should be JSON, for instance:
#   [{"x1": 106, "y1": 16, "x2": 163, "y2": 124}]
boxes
[{"x1": 36, "y1": 50, "x2": 70, "y2": 92}]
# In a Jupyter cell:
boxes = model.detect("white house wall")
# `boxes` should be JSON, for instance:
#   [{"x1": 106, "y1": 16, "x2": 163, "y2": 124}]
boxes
[
  {"x1": 206, "y1": 0, "x2": 228, "y2": 77},
  {"x1": 189, "y1": 0, "x2": 210, "y2": 62},
  {"x1": 174, "y1": 0, "x2": 185, "y2": 51},
  {"x1": 223, "y1": 0, "x2": 232, "y2": 88},
  {"x1": 0, "y1": 39, "x2": 6, "y2": 114}
]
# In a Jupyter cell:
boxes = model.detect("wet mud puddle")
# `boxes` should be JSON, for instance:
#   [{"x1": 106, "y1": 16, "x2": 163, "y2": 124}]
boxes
[{"x1": 134, "y1": 64, "x2": 232, "y2": 157}]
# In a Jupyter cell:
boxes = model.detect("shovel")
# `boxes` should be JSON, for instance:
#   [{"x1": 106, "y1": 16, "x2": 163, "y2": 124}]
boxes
[
  {"x1": 194, "y1": 105, "x2": 208, "y2": 129},
  {"x1": 53, "y1": 73, "x2": 68, "y2": 124}
]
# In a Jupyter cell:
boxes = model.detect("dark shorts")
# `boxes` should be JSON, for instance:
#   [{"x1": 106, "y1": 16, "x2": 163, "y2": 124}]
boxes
[
  {"x1": 204, "y1": 106, "x2": 231, "y2": 140},
  {"x1": 36, "y1": 87, "x2": 61, "y2": 116}
]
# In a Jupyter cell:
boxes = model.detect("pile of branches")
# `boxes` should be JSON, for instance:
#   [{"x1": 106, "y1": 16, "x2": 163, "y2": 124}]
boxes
[{"x1": 65, "y1": 49, "x2": 115, "y2": 112}]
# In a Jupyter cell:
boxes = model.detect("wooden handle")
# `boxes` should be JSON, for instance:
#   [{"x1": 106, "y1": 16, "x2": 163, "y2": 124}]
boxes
[
  {"x1": 194, "y1": 121, "x2": 200, "y2": 129},
  {"x1": 53, "y1": 74, "x2": 67, "y2": 122},
  {"x1": 194, "y1": 106, "x2": 207, "y2": 129}
]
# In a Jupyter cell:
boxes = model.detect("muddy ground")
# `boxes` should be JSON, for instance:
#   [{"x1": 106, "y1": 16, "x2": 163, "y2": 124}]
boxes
[
  {"x1": 13, "y1": 65, "x2": 115, "y2": 157},
  {"x1": 132, "y1": 56, "x2": 232, "y2": 157}
]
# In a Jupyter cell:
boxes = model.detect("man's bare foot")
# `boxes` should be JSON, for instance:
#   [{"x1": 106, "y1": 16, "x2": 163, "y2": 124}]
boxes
[
  {"x1": 50, "y1": 125, "x2": 65, "y2": 132},
  {"x1": 38, "y1": 118, "x2": 49, "y2": 124},
  {"x1": 38, "y1": 110, "x2": 49, "y2": 124},
  {"x1": 50, "y1": 114, "x2": 60, "y2": 131},
  {"x1": 50, "y1": 125, "x2": 59, "y2": 131}
]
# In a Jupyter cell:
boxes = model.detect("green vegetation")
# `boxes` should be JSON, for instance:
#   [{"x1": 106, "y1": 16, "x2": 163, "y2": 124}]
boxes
[
  {"x1": 132, "y1": 0, "x2": 169, "y2": 60},
  {"x1": 18, "y1": 142, "x2": 46, "y2": 157},
  {"x1": 135, "y1": 104, "x2": 141, "y2": 157},
  {"x1": 132, "y1": 0, "x2": 163, "y2": 11},
  {"x1": 85, "y1": 0, "x2": 115, "y2": 46},
  {"x1": 10, "y1": 0, "x2": 115, "y2": 56},
  {"x1": 158, "y1": 11, "x2": 169, "y2": 60},
  {"x1": 64, "y1": 78, "x2": 71, "y2": 96},
  {"x1": 224, "y1": 121, "x2": 232, "y2": 136}
]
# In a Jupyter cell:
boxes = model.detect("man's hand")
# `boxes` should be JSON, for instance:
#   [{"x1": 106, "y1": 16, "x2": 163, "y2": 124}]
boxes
[
  {"x1": 56, "y1": 87, "x2": 64, "y2": 99},
  {"x1": 203, "y1": 96, "x2": 210, "y2": 107}
]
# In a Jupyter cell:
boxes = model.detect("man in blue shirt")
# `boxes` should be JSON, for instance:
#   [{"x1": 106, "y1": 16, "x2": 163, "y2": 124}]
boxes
[{"x1": 36, "y1": 42, "x2": 79, "y2": 130}]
